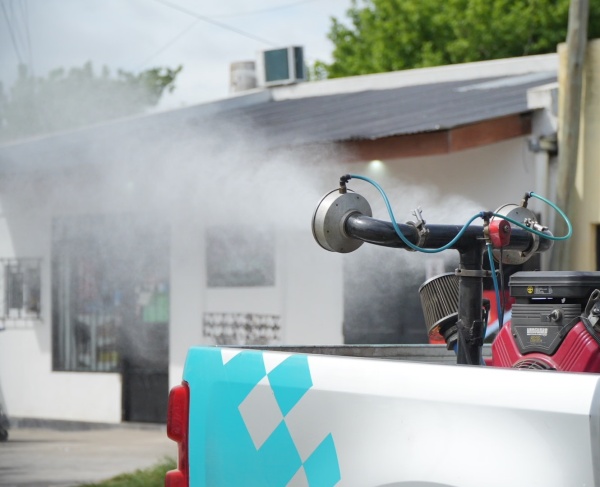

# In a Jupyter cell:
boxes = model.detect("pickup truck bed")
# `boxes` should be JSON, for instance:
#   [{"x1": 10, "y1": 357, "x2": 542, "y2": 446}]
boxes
[{"x1": 172, "y1": 345, "x2": 600, "y2": 487}]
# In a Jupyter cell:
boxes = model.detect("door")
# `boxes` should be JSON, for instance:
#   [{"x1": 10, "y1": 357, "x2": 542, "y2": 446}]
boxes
[{"x1": 120, "y1": 264, "x2": 170, "y2": 423}]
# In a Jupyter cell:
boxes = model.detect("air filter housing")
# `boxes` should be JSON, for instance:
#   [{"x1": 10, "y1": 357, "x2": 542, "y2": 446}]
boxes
[{"x1": 419, "y1": 273, "x2": 459, "y2": 348}]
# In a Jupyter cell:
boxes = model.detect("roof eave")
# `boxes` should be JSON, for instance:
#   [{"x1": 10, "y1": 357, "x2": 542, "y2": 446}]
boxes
[{"x1": 325, "y1": 112, "x2": 534, "y2": 161}]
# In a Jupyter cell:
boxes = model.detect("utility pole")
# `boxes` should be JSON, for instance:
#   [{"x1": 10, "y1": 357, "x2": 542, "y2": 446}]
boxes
[{"x1": 551, "y1": 0, "x2": 589, "y2": 270}]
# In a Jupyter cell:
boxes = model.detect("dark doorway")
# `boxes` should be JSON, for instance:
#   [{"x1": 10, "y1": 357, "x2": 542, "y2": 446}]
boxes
[
  {"x1": 343, "y1": 246, "x2": 430, "y2": 344},
  {"x1": 52, "y1": 214, "x2": 170, "y2": 423}
]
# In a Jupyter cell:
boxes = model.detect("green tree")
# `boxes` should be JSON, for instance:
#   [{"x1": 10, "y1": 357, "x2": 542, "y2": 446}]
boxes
[
  {"x1": 319, "y1": 0, "x2": 600, "y2": 78},
  {"x1": 0, "y1": 62, "x2": 182, "y2": 143}
]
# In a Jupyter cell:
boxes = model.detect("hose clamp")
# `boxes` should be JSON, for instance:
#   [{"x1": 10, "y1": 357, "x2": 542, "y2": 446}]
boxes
[{"x1": 406, "y1": 207, "x2": 428, "y2": 251}]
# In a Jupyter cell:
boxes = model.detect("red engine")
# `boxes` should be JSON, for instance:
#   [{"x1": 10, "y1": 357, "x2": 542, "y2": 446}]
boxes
[
  {"x1": 489, "y1": 271, "x2": 600, "y2": 372},
  {"x1": 491, "y1": 320, "x2": 600, "y2": 371}
]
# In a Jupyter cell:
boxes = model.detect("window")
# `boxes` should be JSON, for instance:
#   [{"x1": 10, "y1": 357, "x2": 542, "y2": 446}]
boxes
[
  {"x1": 0, "y1": 258, "x2": 41, "y2": 329},
  {"x1": 206, "y1": 226, "x2": 275, "y2": 287},
  {"x1": 52, "y1": 236, "x2": 122, "y2": 372},
  {"x1": 52, "y1": 215, "x2": 170, "y2": 372}
]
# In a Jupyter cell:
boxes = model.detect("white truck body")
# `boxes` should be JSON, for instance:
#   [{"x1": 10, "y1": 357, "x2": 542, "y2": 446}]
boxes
[{"x1": 181, "y1": 346, "x2": 600, "y2": 487}]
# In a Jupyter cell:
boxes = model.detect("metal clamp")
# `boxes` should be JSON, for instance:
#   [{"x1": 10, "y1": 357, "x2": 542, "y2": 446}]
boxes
[
  {"x1": 585, "y1": 289, "x2": 600, "y2": 328},
  {"x1": 406, "y1": 207, "x2": 429, "y2": 251},
  {"x1": 455, "y1": 269, "x2": 493, "y2": 278}
]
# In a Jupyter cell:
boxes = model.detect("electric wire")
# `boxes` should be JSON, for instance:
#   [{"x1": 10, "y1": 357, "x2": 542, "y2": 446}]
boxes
[
  {"x1": 149, "y1": 0, "x2": 278, "y2": 47},
  {"x1": 1, "y1": 1, "x2": 24, "y2": 64},
  {"x1": 19, "y1": 0, "x2": 33, "y2": 73},
  {"x1": 136, "y1": 18, "x2": 201, "y2": 69},
  {"x1": 10, "y1": 0, "x2": 26, "y2": 55},
  {"x1": 213, "y1": 0, "x2": 320, "y2": 18},
  {"x1": 137, "y1": 0, "x2": 324, "y2": 71}
]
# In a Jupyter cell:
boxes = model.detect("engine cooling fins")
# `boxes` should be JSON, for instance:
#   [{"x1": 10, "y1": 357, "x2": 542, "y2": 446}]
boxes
[{"x1": 512, "y1": 359, "x2": 555, "y2": 370}]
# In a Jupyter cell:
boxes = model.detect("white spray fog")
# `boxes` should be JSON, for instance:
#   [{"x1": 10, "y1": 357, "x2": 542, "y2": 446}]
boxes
[
  {"x1": 0, "y1": 85, "x2": 496, "y2": 351},
  {"x1": 0, "y1": 97, "x2": 349, "y2": 360},
  {"x1": 341, "y1": 173, "x2": 485, "y2": 343}
]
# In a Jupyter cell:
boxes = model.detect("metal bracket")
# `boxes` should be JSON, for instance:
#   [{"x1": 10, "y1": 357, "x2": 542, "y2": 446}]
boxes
[
  {"x1": 585, "y1": 289, "x2": 600, "y2": 328},
  {"x1": 455, "y1": 268, "x2": 493, "y2": 278}
]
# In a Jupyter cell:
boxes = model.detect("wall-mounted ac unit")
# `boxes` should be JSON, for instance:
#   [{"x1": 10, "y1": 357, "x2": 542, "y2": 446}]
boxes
[{"x1": 258, "y1": 46, "x2": 305, "y2": 87}]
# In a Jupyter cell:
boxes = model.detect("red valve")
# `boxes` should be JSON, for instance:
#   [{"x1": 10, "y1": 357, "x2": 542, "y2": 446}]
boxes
[{"x1": 489, "y1": 219, "x2": 511, "y2": 248}]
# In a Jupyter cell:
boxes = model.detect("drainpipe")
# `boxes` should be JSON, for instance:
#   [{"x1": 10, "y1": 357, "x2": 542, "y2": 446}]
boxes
[{"x1": 551, "y1": 0, "x2": 589, "y2": 270}]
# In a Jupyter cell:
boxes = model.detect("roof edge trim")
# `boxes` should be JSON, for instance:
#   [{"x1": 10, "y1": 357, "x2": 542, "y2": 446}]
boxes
[{"x1": 271, "y1": 54, "x2": 558, "y2": 101}]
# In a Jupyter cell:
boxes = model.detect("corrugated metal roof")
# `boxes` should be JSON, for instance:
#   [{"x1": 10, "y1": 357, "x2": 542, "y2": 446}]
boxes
[
  {"x1": 214, "y1": 71, "x2": 557, "y2": 147},
  {"x1": 0, "y1": 70, "x2": 556, "y2": 172}
]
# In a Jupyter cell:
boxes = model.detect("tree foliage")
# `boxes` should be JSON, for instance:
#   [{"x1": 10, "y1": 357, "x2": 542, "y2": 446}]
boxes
[
  {"x1": 0, "y1": 62, "x2": 182, "y2": 143},
  {"x1": 319, "y1": 0, "x2": 600, "y2": 78}
]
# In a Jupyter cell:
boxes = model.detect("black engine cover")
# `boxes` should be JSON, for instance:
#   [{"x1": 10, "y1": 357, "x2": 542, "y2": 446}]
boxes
[
  {"x1": 508, "y1": 271, "x2": 600, "y2": 356},
  {"x1": 510, "y1": 303, "x2": 581, "y2": 355}
]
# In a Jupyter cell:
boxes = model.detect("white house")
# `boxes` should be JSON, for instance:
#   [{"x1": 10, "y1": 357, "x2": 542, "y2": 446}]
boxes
[{"x1": 0, "y1": 53, "x2": 559, "y2": 425}]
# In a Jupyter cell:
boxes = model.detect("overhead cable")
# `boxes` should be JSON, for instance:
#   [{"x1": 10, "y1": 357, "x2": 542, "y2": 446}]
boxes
[{"x1": 150, "y1": 0, "x2": 278, "y2": 47}]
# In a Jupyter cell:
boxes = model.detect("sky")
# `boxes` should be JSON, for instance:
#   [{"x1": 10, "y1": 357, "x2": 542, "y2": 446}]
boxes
[{"x1": 0, "y1": 0, "x2": 351, "y2": 111}]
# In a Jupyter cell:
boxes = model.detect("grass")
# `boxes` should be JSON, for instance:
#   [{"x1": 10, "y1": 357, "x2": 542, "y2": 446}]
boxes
[{"x1": 79, "y1": 457, "x2": 176, "y2": 487}]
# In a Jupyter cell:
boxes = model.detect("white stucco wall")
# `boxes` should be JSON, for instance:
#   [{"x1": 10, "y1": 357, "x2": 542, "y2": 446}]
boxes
[
  {"x1": 168, "y1": 215, "x2": 206, "y2": 390},
  {"x1": 168, "y1": 226, "x2": 345, "y2": 388},
  {"x1": 281, "y1": 230, "x2": 344, "y2": 345},
  {"x1": 564, "y1": 40, "x2": 600, "y2": 270},
  {"x1": 0, "y1": 200, "x2": 122, "y2": 423},
  {"x1": 346, "y1": 137, "x2": 540, "y2": 213}
]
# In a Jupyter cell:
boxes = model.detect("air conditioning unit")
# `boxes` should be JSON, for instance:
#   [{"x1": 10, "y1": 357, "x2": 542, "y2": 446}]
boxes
[{"x1": 258, "y1": 46, "x2": 305, "y2": 87}]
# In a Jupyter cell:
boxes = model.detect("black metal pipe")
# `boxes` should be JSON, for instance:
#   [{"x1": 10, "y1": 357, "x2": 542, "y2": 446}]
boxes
[
  {"x1": 345, "y1": 214, "x2": 551, "y2": 253},
  {"x1": 456, "y1": 245, "x2": 485, "y2": 365}
]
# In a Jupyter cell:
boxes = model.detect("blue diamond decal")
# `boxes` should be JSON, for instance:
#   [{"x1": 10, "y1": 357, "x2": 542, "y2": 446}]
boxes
[
  {"x1": 268, "y1": 355, "x2": 313, "y2": 416},
  {"x1": 258, "y1": 421, "x2": 303, "y2": 487},
  {"x1": 304, "y1": 434, "x2": 341, "y2": 487}
]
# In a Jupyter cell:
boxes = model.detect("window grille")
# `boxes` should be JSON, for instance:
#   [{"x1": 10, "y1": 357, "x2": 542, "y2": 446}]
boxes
[
  {"x1": 0, "y1": 258, "x2": 41, "y2": 330},
  {"x1": 203, "y1": 312, "x2": 281, "y2": 345},
  {"x1": 53, "y1": 249, "x2": 121, "y2": 372}
]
